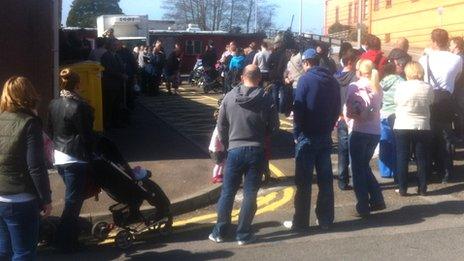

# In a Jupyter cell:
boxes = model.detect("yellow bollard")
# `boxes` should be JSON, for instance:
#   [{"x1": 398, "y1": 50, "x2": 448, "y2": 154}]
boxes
[{"x1": 62, "y1": 62, "x2": 104, "y2": 132}]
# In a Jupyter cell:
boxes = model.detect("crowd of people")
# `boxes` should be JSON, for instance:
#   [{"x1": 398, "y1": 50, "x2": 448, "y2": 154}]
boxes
[
  {"x1": 0, "y1": 27, "x2": 463, "y2": 259},
  {"x1": 88, "y1": 34, "x2": 184, "y2": 129},
  {"x1": 208, "y1": 28, "x2": 464, "y2": 244}
]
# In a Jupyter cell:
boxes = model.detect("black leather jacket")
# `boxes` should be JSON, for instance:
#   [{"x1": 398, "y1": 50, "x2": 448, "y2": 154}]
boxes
[{"x1": 48, "y1": 97, "x2": 95, "y2": 161}]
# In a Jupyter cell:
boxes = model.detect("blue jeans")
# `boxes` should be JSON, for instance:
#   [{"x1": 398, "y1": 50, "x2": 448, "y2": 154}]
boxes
[
  {"x1": 337, "y1": 119, "x2": 350, "y2": 188},
  {"x1": 293, "y1": 134, "x2": 334, "y2": 228},
  {"x1": 0, "y1": 200, "x2": 39, "y2": 261},
  {"x1": 212, "y1": 147, "x2": 265, "y2": 241},
  {"x1": 56, "y1": 163, "x2": 88, "y2": 249},
  {"x1": 349, "y1": 132, "x2": 385, "y2": 214},
  {"x1": 378, "y1": 116, "x2": 397, "y2": 178}
]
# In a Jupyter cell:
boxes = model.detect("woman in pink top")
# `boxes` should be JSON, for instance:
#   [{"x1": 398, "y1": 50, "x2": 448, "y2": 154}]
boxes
[{"x1": 344, "y1": 59, "x2": 386, "y2": 217}]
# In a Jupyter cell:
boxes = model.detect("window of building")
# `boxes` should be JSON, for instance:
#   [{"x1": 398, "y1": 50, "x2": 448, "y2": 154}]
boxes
[
  {"x1": 336, "y1": 6, "x2": 339, "y2": 23},
  {"x1": 354, "y1": 1, "x2": 358, "y2": 23},
  {"x1": 374, "y1": 0, "x2": 379, "y2": 11},
  {"x1": 362, "y1": 0, "x2": 367, "y2": 20},
  {"x1": 385, "y1": 33, "x2": 391, "y2": 43},
  {"x1": 348, "y1": 3, "x2": 352, "y2": 24},
  {"x1": 185, "y1": 40, "x2": 202, "y2": 55},
  {"x1": 386, "y1": 0, "x2": 392, "y2": 8}
]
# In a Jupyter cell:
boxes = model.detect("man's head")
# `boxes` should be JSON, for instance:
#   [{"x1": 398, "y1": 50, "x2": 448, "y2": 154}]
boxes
[
  {"x1": 341, "y1": 49, "x2": 359, "y2": 71},
  {"x1": 229, "y1": 41, "x2": 237, "y2": 52},
  {"x1": 366, "y1": 35, "x2": 381, "y2": 51},
  {"x1": 395, "y1": 37, "x2": 409, "y2": 53},
  {"x1": 450, "y1": 36, "x2": 464, "y2": 55},
  {"x1": 261, "y1": 42, "x2": 268, "y2": 51},
  {"x1": 241, "y1": 65, "x2": 262, "y2": 87},
  {"x1": 249, "y1": 42, "x2": 257, "y2": 51},
  {"x1": 301, "y1": 48, "x2": 319, "y2": 72},
  {"x1": 431, "y1": 28, "x2": 449, "y2": 50},
  {"x1": 154, "y1": 40, "x2": 163, "y2": 51},
  {"x1": 384, "y1": 48, "x2": 411, "y2": 76}
]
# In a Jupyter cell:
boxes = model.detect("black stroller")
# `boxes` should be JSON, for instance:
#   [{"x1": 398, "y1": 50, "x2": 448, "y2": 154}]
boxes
[{"x1": 90, "y1": 136, "x2": 172, "y2": 249}]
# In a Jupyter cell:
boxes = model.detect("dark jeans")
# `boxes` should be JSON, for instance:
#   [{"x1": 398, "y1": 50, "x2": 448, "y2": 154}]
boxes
[
  {"x1": 0, "y1": 200, "x2": 39, "y2": 261},
  {"x1": 430, "y1": 121, "x2": 454, "y2": 177},
  {"x1": 349, "y1": 132, "x2": 385, "y2": 214},
  {"x1": 293, "y1": 134, "x2": 334, "y2": 228},
  {"x1": 103, "y1": 88, "x2": 123, "y2": 128},
  {"x1": 337, "y1": 119, "x2": 350, "y2": 188},
  {"x1": 378, "y1": 115, "x2": 396, "y2": 179},
  {"x1": 55, "y1": 163, "x2": 88, "y2": 250},
  {"x1": 395, "y1": 130, "x2": 431, "y2": 193},
  {"x1": 430, "y1": 92, "x2": 454, "y2": 178},
  {"x1": 212, "y1": 147, "x2": 265, "y2": 241}
]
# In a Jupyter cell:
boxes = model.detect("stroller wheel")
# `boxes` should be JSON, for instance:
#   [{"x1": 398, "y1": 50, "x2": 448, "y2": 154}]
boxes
[
  {"x1": 115, "y1": 230, "x2": 135, "y2": 250},
  {"x1": 158, "y1": 215, "x2": 173, "y2": 236},
  {"x1": 38, "y1": 219, "x2": 56, "y2": 247},
  {"x1": 92, "y1": 221, "x2": 110, "y2": 241}
]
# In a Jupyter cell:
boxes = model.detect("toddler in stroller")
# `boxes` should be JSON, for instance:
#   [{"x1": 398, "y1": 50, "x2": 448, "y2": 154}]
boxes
[{"x1": 90, "y1": 135, "x2": 172, "y2": 249}]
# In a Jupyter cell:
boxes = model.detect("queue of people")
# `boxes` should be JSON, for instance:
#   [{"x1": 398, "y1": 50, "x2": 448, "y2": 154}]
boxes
[
  {"x1": 208, "y1": 28, "x2": 464, "y2": 245},
  {"x1": 1, "y1": 28, "x2": 464, "y2": 258}
]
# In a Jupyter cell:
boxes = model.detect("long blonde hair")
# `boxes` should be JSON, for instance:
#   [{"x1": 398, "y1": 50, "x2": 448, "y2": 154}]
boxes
[
  {"x1": 0, "y1": 76, "x2": 39, "y2": 113},
  {"x1": 356, "y1": 59, "x2": 381, "y2": 93}
]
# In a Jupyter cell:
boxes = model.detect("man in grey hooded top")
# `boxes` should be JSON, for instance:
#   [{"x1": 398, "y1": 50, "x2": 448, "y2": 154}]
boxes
[{"x1": 209, "y1": 65, "x2": 279, "y2": 245}]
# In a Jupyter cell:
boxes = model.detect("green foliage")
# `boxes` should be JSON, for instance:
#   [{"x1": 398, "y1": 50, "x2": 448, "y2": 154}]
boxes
[
  {"x1": 328, "y1": 22, "x2": 351, "y2": 34},
  {"x1": 67, "y1": 0, "x2": 123, "y2": 27},
  {"x1": 348, "y1": 24, "x2": 369, "y2": 41}
]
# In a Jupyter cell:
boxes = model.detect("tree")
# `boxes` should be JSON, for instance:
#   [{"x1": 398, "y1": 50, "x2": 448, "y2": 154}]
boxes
[
  {"x1": 162, "y1": 0, "x2": 277, "y2": 33},
  {"x1": 67, "y1": 0, "x2": 123, "y2": 28}
]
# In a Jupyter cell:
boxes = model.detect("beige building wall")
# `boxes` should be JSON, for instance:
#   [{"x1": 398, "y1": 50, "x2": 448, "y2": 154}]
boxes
[
  {"x1": 325, "y1": 0, "x2": 369, "y2": 34},
  {"x1": 371, "y1": 0, "x2": 464, "y2": 49}
]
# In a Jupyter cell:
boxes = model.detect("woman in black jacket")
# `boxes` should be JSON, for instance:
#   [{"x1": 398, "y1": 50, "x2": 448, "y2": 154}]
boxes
[
  {"x1": 48, "y1": 68, "x2": 95, "y2": 252},
  {"x1": 0, "y1": 76, "x2": 52, "y2": 260}
]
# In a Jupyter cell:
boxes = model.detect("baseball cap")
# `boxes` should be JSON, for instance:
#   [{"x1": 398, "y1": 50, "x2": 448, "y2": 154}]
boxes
[{"x1": 302, "y1": 48, "x2": 318, "y2": 60}]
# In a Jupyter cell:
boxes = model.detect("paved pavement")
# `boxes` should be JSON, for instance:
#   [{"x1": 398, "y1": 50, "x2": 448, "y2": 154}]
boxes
[
  {"x1": 48, "y1": 102, "x2": 216, "y2": 219},
  {"x1": 39, "y1": 84, "x2": 464, "y2": 260}
]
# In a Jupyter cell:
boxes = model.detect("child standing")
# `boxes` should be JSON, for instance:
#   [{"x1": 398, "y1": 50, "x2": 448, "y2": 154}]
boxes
[{"x1": 209, "y1": 110, "x2": 226, "y2": 183}]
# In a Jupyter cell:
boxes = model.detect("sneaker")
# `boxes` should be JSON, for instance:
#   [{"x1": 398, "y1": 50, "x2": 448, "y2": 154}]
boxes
[
  {"x1": 283, "y1": 220, "x2": 293, "y2": 229},
  {"x1": 395, "y1": 189, "x2": 407, "y2": 197},
  {"x1": 212, "y1": 176, "x2": 223, "y2": 184},
  {"x1": 338, "y1": 184, "x2": 353, "y2": 191},
  {"x1": 237, "y1": 235, "x2": 256, "y2": 246},
  {"x1": 315, "y1": 219, "x2": 330, "y2": 230},
  {"x1": 282, "y1": 221, "x2": 309, "y2": 232},
  {"x1": 369, "y1": 202, "x2": 386, "y2": 212},
  {"x1": 208, "y1": 233, "x2": 224, "y2": 243}
]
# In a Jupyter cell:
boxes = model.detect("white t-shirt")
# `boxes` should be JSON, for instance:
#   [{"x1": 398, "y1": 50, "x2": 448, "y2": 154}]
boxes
[
  {"x1": 54, "y1": 150, "x2": 86, "y2": 165},
  {"x1": 419, "y1": 50, "x2": 463, "y2": 94},
  {"x1": 253, "y1": 50, "x2": 271, "y2": 73}
]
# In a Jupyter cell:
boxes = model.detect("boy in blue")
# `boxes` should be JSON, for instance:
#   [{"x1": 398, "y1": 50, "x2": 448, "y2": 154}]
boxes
[{"x1": 284, "y1": 48, "x2": 341, "y2": 231}]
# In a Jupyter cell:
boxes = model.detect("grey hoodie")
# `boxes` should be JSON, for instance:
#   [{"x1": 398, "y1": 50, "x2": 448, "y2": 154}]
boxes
[{"x1": 218, "y1": 84, "x2": 279, "y2": 150}]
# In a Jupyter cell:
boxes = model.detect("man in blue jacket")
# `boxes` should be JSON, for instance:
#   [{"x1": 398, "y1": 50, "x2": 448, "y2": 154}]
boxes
[{"x1": 284, "y1": 48, "x2": 340, "y2": 231}]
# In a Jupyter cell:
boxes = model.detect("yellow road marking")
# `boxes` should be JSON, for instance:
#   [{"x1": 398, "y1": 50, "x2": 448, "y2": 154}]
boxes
[
  {"x1": 98, "y1": 92, "x2": 295, "y2": 246},
  {"x1": 280, "y1": 119, "x2": 293, "y2": 126}
]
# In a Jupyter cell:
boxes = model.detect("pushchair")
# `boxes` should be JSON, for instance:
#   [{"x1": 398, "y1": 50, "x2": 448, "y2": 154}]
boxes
[{"x1": 90, "y1": 135, "x2": 172, "y2": 249}]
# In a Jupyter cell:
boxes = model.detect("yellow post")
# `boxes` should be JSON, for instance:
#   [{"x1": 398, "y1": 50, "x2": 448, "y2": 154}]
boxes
[{"x1": 61, "y1": 61, "x2": 105, "y2": 132}]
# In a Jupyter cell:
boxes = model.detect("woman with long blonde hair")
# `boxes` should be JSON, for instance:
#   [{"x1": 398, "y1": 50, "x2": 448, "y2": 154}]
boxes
[
  {"x1": 0, "y1": 77, "x2": 52, "y2": 260},
  {"x1": 344, "y1": 59, "x2": 386, "y2": 217}
]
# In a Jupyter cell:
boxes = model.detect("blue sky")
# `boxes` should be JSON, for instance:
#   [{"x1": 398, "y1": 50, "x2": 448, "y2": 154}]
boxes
[{"x1": 62, "y1": 0, "x2": 324, "y2": 34}]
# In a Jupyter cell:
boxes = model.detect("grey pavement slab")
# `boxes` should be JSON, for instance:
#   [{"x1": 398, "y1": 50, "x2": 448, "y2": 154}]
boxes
[{"x1": 49, "y1": 103, "x2": 215, "y2": 218}]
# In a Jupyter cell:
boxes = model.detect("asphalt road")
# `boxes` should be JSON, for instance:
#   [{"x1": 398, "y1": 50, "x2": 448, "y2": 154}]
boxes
[{"x1": 38, "y1": 85, "x2": 464, "y2": 261}]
